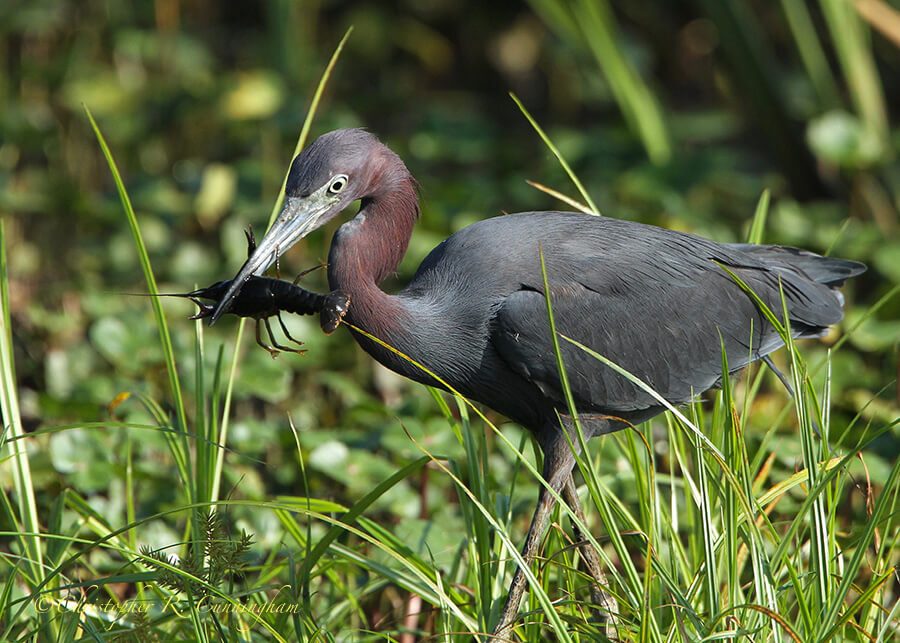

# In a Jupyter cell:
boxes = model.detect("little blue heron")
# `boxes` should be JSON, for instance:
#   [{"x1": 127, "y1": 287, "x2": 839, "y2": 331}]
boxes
[{"x1": 209, "y1": 129, "x2": 865, "y2": 637}]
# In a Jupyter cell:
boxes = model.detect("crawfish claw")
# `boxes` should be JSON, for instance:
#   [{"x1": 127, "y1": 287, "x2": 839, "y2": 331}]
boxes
[
  {"x1": 320, "y1": 291, "x2": 350, "y2": 334},
  {"x1": 188, "y1": 297, "x2": 216, "y2": 320}
]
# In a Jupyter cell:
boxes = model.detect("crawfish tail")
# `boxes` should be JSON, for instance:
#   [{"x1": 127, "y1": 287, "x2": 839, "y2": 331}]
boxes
[{"x1": 276, "y1": 283, "x2": 329, "y2": 316}]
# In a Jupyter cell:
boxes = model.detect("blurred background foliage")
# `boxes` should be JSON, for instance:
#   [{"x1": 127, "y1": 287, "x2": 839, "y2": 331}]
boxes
[{"x1": 1, "y1": 0, "x2": 899, "y2": 626}]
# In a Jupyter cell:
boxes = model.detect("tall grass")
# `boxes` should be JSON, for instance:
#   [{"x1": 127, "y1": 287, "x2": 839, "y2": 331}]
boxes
[
  {"x1": 527, "y1": 0, "x2": 672, "y2": 166},
  {"x1": 818, "y1": 0, "x2": 889, "y2": 144},
  {"x1": 2, "y1": 228, "x2": 894, "y2": 640},
  {"x1": 1, "y1": 8, "x2": 897, "y2": 643},
  {"x1": 0, "y1": 221, "x2": 48, "y2": 634}
]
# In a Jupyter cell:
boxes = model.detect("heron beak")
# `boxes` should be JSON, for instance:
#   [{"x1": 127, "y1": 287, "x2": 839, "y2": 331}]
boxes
[{"x1": 208, "y1": 193, "x2": 334, "y2": 324}]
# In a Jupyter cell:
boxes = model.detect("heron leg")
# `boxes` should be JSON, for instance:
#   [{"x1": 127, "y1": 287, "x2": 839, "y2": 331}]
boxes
[
  {"x1": 762, "y1": 355, "x2": 821, "y2": 437},
  {"x1": 493, "y1": 478, "x2": 563, "y2": 639},
  {"x1": 762, "y1": 355, "x2": 794, "y2": 397},
  {"x1": 493, "y1": 434, "x2": 576, "y2": 639},
  {"x1": 563, "y1": 476, "x2": 618, "y2": 632}
]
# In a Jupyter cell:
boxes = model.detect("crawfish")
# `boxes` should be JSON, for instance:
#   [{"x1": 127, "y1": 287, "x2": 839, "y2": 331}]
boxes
[{"x1": 168, "y1": 227, "x2": 349, "y2": 357}]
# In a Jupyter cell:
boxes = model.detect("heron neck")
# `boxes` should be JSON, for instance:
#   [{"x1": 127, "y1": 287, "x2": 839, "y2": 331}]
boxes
[{"x1": 327, "y1": 179, "x2": 418, "y2": 339}]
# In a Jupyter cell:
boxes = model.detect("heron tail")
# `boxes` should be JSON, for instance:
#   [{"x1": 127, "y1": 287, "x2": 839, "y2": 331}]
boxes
[{"x1": 727, "y1": 243, "x2": 866, "y2": 287}]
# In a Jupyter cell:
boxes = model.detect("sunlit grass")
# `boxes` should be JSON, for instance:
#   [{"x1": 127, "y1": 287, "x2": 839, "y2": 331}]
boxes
[
  {"x1": 526, "y1": 0, "x2": 672, "y2": 166},
  {"x1": 0, "y1": 220, "x2": 49, "y2": 636},
  {"x1": 1, "y1": 5, "x2": 898, "y2": 642},
  {"x1": 2, "y1": 161, "x2": 897, "y2": 642}
]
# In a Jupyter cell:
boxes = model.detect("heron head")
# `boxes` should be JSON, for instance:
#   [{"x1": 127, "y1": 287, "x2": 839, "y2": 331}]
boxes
[{"x1": 209, "y1": 128, "x2": 394, "y2": 323}]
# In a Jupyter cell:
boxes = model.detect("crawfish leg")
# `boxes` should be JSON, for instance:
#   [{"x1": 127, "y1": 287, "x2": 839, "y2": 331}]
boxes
[
  {"x1": 264, "y1": 318, "x2": 305, "y2": 355},
  {"x1": 255, "y1": 320, "x2": 281, "y2": 359},
  {"x1": 292, "y1": 264, "x2": 328, "y2": 285},
  {"x1": 275, "y1": 312, "x2": 306, "y2": 351},
  {"x1": 244, "y1": 225, "x2": 256, "y2": 257}
]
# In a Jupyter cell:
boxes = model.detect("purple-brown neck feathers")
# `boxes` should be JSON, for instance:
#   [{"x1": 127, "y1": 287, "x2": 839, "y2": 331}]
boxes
[{"x1": 327, "y1": 148, "x2": 419, "y2": 327}]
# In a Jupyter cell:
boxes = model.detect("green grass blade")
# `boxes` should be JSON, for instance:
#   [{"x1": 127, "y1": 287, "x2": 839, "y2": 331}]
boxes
[
  {"x1": 694, "y1": 408, "x2": 718, "y2": 619},
  {"x1": 719, "y1": 348, "x2": 739, "y2": 623},
  {"x1": 266, "y1": 26, "x2": 353, "y2": 231},
  {"x1": 407, "y1": 432, "x2": 574, "y2": 641},
  {"x1": 746, "y1": 189, "x2": 770, "y2": 244},
  {"x1": 297, "y1": 457, "x2": 432, "y2": 591},
  {"x1": 0, "y1": 221, "x2": 44, "y2": 587},
  {"x1": 451, "y1": 396, "x2": 495, "y2": 632},
  {"x1": 538, "y1": 247, "x2": 579, "y2": 421},
  {"x1": 815, "y1": 441, "x2": 900, "y2": 638},
  {"x1": 539, "y1": 248, "x2": 660, "y2": 636},
  {"x1": 777, "y1": 288, "x2": 830, "y2": 612},
  {"x1": 779, "y1": 0, "x2": 841, "y2": 107},
  {"x1": 527, "y1": 0, "x2": 672, "y2": 165},
  {"x1": 510, "y1": 92, "x2": 601, "y2": 215},
  {"x1": 574, "y1": 0, "x2": 672, "y2": 165},
  {"x1": 210, "y1": 28, "x2": 351, "y2": 506},
  {"x1": 559, "y1": 335, "x2": 726, "y2": 463},
  {"x1": 819, "y1": 0, "x2": 890, "y2": 147},
  {"x1": 84, "y1": 106, "x2": 190, "y2": 458},
  {"x1": 277, "y1": 499, "x2": 479, "y2": 632}
]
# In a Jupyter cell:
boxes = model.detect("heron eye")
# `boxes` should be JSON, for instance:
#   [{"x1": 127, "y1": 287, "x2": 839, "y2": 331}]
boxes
[{"x1": 328, "y1": 175, "x2": 348, "y2": 194}]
